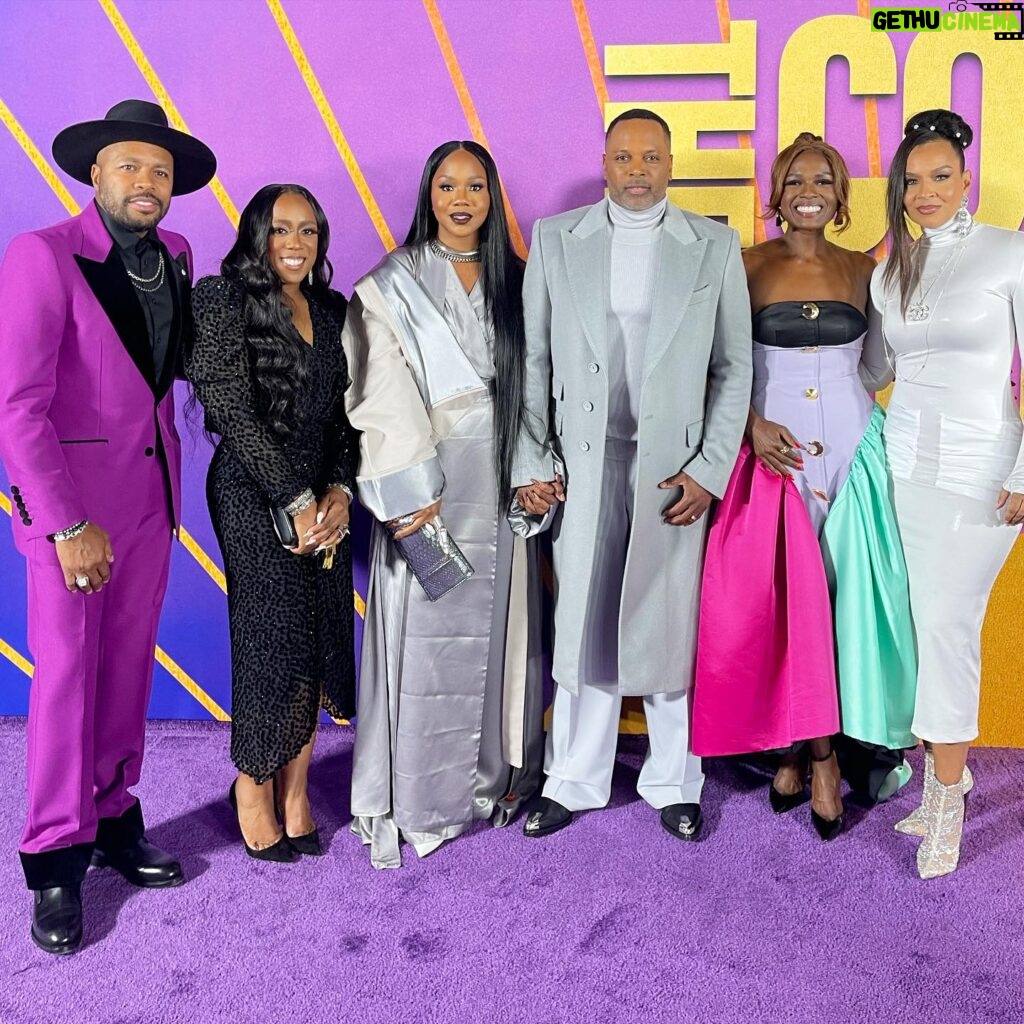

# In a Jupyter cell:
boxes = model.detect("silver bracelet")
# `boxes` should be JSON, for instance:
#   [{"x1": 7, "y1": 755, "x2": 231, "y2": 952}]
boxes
[
  {"x1": 328, "y1": 482, "x2": 354, "y2": 501},
  {"x1": 284, "y1": 488, "x2": 316, "y2": 516},
  {"x1": 53, "y1": 520, "x2": 89, "y2": 542}
]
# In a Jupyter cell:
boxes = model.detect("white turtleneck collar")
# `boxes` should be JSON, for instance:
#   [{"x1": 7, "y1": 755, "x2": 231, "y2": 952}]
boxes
[
  {"x1": 921, "y1": 210, "x2": 975, "y2": 248},
  {"x1": 607, "y1": 195, "x2": 668, "y2": 230}
]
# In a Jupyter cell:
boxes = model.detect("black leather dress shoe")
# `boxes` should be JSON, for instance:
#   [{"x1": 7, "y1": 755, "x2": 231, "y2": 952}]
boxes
[
  {"x1": 660, "y1": 803, "x2": 703, "y2": 842},
  {"x1": 523, "y1": 797, "x2": 574, "y2": 838},
  {"x1": 31, "y1": 884, "x2": 83, "y2": 955},
  {"x1": 91, "y1": 838, "x2": 184, "y2": 888}
]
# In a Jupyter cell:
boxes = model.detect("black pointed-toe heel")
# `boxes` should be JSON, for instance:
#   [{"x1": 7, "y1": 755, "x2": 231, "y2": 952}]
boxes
[
  {"x1": 228, "y1": 781, "x2": 296, "y2": 863},
  {"x1": 809, "y1": 750, "x2": 844, "y2": 842},
  {"x1": 769, "y1": 784, "x2": 809, "y2": 815},
  {"x1": 811, "y1": 807, "x2": 844, "y2": 842},
  {"x1": 287, "y1": 829, "x2": 323, "y2": 857}
]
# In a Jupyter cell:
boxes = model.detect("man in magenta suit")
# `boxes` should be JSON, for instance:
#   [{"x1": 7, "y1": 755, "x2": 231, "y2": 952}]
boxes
[{"x1": 0, "y1": 100, "x2": 215, "y2": 954}]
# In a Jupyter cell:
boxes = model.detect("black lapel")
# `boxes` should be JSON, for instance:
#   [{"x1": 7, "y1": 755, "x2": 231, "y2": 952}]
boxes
[
  {"x1": 74, "y1": 249, "x2": 156, "y2": 392},
  {"x1": 156, "y1": 249, "x2": 191, "y2": 401}
]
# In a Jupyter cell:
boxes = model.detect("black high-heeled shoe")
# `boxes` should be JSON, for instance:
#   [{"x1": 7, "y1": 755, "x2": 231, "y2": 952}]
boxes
[
  {"x1": 274, "y1": 771, "x2": 324, "y2": 855},
  {"x1": 769, "y1": 751, "x2": 808, "y2": 814},
  {"x1": 809, "y1": 750, "x2": 844, "y2": 842},
  {"x1": 286, "y1": 829, "x2": 323, "y2": 857},
  {"x1": 228, "y1": 780, "x2": 296, "y2": 863},
  {"x1": 769, "y1": 783, "x2": 809, "y2": 815}
]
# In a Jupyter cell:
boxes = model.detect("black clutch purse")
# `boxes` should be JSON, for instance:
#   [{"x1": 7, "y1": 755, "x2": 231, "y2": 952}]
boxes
[
  {"x1": 270, "y1": 506, "x2": 298, "y2": 548},
  {"x1": 387, "y1": 515, "x2": 474, "y2": 601}
]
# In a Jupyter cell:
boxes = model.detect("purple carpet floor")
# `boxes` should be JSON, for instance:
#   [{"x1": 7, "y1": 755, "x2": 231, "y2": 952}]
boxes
[{"x1": 0, "y1": 719, "x2": 1021, "y2": 1024}]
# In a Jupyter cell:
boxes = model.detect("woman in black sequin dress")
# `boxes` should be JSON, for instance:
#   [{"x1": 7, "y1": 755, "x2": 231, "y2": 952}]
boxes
[{"x1": 187, "y1": 185, "x2": 356, "y2": 861}]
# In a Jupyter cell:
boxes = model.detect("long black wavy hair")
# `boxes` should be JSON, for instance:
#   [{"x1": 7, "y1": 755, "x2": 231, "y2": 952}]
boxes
[
  {"x1": 883, "y1": 109, "x2": 973, "y2": 317},
  {"x1": 405, "y1": 141, "x2": 526, "y2": 501},
  {"x1": 222, "y1": 184, "x2": 334, "y2": 440}
]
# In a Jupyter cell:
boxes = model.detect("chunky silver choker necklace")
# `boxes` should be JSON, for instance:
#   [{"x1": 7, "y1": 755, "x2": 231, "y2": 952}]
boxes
[{"x1": 429, "y1": 238, "x2": 480, "y2": 263}]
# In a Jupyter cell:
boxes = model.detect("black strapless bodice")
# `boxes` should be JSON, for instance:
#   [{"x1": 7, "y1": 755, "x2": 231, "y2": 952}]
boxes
[{"x1": 753, "y1": 301, "x2": 868, "y2": 348}]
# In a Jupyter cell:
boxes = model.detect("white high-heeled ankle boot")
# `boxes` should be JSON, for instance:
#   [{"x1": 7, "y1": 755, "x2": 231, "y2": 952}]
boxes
[
  {"x1": 895, "y1": 750, "x2": 973, "y2": 837},
  {"x1": 917, "y1": 774, "x2": 966, "y2": 880}
]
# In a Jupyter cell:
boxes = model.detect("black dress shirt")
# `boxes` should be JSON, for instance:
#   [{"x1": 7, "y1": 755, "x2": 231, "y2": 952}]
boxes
[{"x1": 97, "y1": 203, "x2": 173, "y2": 383}]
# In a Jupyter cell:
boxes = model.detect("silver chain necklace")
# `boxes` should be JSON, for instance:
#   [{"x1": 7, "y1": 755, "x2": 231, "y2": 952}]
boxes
[
  {"x1": 906, "y1": 241, "x2": 964, "y2": 322},
  {"x1": 889, "y1": 234, "x2": 971, "y2": 384},
  {"x1": 429, "y1": 238, "x2": 480, "y2": 263},
  {"x1": 126, "y1": 250, "x2": 166, "y2": 293}
]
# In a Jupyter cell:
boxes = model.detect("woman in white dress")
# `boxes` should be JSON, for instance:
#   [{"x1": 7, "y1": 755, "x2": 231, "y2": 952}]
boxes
[{"x1": 864, "y1": 110, "x2": 1024, "y2": 878}]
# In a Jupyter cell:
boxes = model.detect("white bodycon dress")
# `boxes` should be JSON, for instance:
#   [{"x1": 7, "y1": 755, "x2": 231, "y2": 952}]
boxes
[{"x1": 866, "y1": 215, "x2": 1024, "y2": 743}]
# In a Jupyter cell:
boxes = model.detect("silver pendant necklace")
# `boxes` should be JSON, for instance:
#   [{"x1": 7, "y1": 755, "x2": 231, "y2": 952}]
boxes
[
  {"x1": 906, "y1": 243, "x2": 962, "y2": 322},
  {"x1": 429, "y1": 238, "x2": 480, "y2": 263},
  {"x1": 890, "y1": 234, "x2": 971, "y2": 384},
  {"x1": 906, "y1": 203, "x2": 973, "y2": 321}
]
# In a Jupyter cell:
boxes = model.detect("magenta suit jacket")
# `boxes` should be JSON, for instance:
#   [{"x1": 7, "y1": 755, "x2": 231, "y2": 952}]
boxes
[{"x1": 0, "y1": 200, "x2": 193, "y2": 553}]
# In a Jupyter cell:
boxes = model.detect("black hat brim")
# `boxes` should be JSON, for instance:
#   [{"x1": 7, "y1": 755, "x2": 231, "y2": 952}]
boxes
[{"x1": 52, "y1": 120, "x2": 217, "y2": 196}]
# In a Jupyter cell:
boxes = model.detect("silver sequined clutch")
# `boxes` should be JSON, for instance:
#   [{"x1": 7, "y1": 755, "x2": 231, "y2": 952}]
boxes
[{"x1": 388, "y1": 515, "x2": 474, "y2": 601}]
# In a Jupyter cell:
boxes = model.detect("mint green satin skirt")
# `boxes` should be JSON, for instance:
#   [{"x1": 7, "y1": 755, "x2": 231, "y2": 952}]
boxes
[{"x1": 822, "y1": 405, "x2": 917, "y2": 749}]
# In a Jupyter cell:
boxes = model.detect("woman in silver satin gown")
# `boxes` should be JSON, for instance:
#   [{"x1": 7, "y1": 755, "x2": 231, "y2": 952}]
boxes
[
  {"x1": 342, "y1": 141, "x2": 543, "y2": 868},
  {"x1": 864, "y1": 110, "x2": 1024, "y2": 879}
]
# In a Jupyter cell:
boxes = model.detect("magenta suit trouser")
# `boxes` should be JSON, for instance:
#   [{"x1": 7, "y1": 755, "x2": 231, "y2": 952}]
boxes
[{"x1": 20, "y1": 468, "x2": 171, "y2": 881}]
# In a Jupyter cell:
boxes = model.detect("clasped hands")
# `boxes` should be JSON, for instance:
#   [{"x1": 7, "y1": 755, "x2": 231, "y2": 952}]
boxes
[
  {"x1": 290, "y1": 486, "x2": 351, "y2": 555},
  {"x1": 515, "y1": 471, "x2": 711, "y2": 526}
]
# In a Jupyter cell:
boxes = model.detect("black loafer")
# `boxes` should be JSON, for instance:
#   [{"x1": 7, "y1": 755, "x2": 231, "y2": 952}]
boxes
[
  {"x1": 91, "y1": 838, "x2": 184, "y2": 888},
  {"x1": 660, "y1": 803, "x2": 703, "y2": 842},
  {"x1": 523, "y1": 797, "x2": 574, "y2": 838},
  {"x1": 31, "y1": 884, "x2": 83, "y2": 955}
]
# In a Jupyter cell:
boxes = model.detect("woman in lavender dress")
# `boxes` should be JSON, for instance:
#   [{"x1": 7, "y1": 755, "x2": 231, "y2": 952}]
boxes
[{"x1": 693, "y1": 134, "x2": 916, "y2": 839}]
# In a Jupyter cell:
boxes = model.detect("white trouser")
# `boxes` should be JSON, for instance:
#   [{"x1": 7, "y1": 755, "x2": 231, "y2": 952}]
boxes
[
  {"x1": 543, "y1": 439, "x2": 704, "y2": 811},
  {"x1": 543, "y1": 683, "x2": 704, "y2": 810}
]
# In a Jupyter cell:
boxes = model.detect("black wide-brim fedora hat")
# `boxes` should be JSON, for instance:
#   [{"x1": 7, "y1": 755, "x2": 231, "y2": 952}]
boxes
[{"x1": 52, "y1": 99, "x2": 216, "y2": 196}]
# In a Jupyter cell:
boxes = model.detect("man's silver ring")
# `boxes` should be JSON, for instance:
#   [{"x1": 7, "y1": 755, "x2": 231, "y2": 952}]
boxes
[{"x1": 75, "y1": 575, "x2": 90, "y2": 589}]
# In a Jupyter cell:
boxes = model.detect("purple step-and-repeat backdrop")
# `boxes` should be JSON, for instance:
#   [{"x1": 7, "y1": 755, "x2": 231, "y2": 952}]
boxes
[{"x1": 1, "y1": 1, "x2": 1021, "y2": 732}]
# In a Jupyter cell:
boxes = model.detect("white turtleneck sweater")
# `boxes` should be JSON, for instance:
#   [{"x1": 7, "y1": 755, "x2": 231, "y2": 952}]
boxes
[{"x1": 606, "y1": 196, "x2": 667, "y2": 441}]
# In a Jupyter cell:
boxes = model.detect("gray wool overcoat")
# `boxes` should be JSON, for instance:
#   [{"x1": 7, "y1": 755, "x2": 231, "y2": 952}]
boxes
[{"x1": 513, "y1": 198, "x2": 753, "y2": 697}]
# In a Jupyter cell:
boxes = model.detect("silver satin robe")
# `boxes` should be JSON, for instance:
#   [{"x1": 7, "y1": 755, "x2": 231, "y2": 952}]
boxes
[{"x1": 342, "y1": 243, "x2": 543, "y2": 868}]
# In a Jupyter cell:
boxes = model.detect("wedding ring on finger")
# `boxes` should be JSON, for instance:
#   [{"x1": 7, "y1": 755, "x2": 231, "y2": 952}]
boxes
[
  {"x1": 75, "y1": 575, "x2": 90, "y2": 589},
  {"x1": 395, "y1": 514, "x2": 415, "y2": 526},
  {"x1": 778, "y1": 444, "x2": 792, "y2": 455}
]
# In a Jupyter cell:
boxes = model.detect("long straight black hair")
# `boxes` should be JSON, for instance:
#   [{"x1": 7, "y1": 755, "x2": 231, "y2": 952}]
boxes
[
  {"x1": 222, "y1": 184, "x2": 335, "y2": 439},
  {"x1": 405, "y1": 141, "x2": 526, "y2": 501},
  {"x1": 883, "y1": 109, "x2": 973, "y2": 317}
]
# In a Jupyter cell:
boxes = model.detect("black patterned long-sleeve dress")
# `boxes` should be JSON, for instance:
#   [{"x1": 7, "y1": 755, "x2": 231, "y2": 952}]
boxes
[{"x1": 188, "y1": 275, "x2": 356, "y2": 782}]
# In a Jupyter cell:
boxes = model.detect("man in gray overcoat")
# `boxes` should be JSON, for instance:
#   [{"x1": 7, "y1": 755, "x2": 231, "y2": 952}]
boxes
[{"x1": 514, "y1": 108, "x2": 752, "y2": 841}]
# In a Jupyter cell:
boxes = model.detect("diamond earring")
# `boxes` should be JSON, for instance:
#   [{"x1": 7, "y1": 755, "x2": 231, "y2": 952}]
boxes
[
  {"x1": 308, "y1": 267, "x2": 314, "y2": 286},
  {"x1": 957, "y1": 194, "x2": 971, "y2": 238}
]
